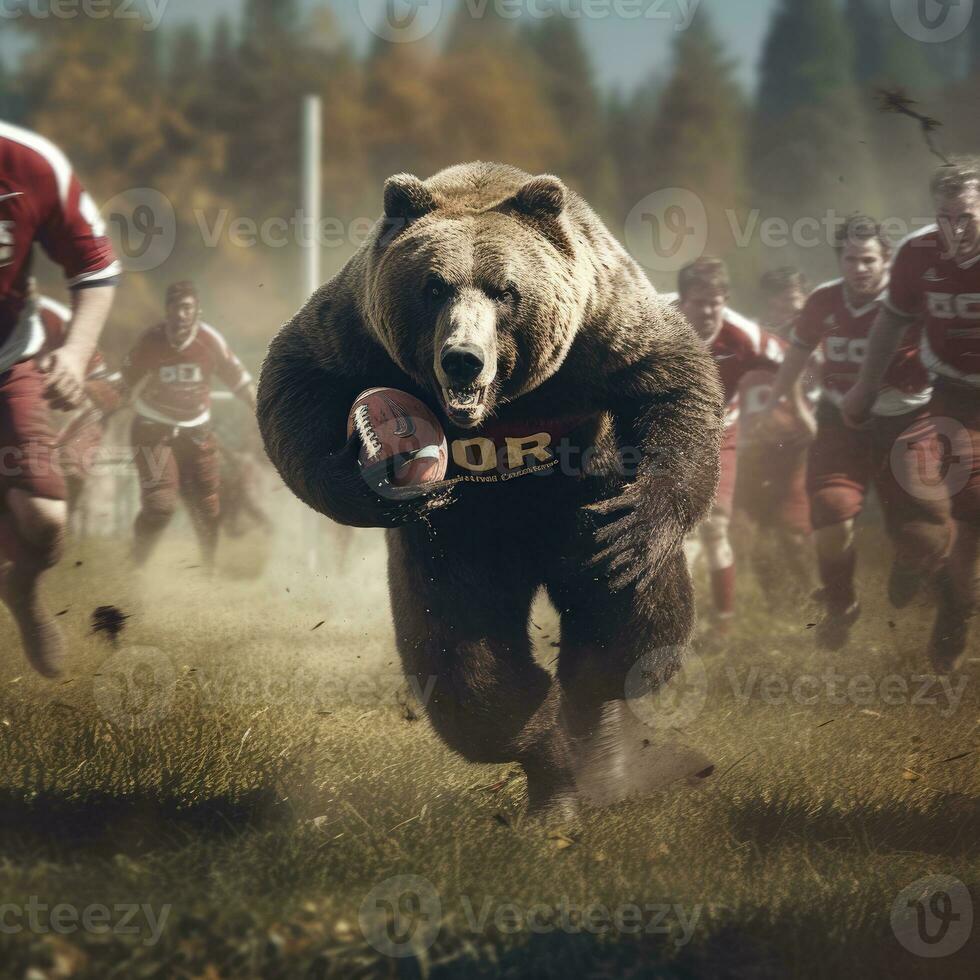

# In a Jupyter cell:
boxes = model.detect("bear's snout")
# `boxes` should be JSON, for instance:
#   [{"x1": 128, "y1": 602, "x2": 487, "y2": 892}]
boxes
[{"x1": 440, "y1": 342, "x2": 485, "y2": 386}]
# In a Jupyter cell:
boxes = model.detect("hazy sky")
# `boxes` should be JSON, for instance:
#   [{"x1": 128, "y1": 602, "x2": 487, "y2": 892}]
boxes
[{"x1": 154, "y1": 0, "x2": 779, "y2": 93}]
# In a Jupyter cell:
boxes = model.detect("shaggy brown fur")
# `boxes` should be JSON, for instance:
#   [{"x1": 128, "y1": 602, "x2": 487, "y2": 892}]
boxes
[{"x1": 258, "y1": 162, "x2": 723, "y2": 815}]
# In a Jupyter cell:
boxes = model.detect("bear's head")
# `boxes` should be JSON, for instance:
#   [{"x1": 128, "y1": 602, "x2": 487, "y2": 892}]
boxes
[{"x1": 362, "y1": 163, "x2": 593, "y2": 429}]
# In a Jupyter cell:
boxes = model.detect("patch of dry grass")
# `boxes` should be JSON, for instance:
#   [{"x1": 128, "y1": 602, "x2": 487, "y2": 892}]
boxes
[{"x1": 0, "y1": 526, "x2": 977, "y2": 978}]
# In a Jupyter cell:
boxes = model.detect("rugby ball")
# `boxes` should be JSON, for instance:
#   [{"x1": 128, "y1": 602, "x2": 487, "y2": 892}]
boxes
[{"x1": 347, "y1": 388, "x2": 449, "y2": 490}]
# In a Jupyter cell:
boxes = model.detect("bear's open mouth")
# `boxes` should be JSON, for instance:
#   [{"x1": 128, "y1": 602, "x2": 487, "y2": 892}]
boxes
[{"x1": 440, "y1": 385, "x2": 488, "y2": 426}]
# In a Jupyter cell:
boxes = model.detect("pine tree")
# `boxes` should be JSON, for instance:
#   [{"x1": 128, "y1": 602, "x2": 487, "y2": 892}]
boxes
[
  {"x1": 844, "y1": 0, "x2": 941, "y2": 90},
  {"x1": 242, "y1": 0, "x2": 302, "y2": 43},
  {"x1": 751, "y1": 0, "x2": 877, "y2": 227},
  {"x1": 523, "y1": 15, "x2": 617, "y2": 209},
  {"x1": 647, "y1": 11, "x2": 746, "y2": 260},
  {"x1": 444, "y1": 0, "x2": 518, "y2": 53}
]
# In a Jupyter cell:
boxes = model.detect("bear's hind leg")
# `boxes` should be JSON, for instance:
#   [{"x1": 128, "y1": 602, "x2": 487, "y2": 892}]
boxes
[
  {"x1": 548, "y1": 548, "x2": 706, "y2": 806},
  {"x1": 388, "y1": 535, "x2": 577, "y2": 818}
]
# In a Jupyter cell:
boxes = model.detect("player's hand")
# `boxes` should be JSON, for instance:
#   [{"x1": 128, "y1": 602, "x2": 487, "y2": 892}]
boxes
[
  {"x1": 841, "y1": 383, "x2": 875, "y2": 430},
  {"x1": 38, "y1": 348, "x2": 87, "y2": 411}
]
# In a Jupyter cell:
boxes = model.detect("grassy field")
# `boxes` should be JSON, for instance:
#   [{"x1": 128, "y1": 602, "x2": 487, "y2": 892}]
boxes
[{"x1": 0, "y1": 524, "x2": 977, "y2": 979}]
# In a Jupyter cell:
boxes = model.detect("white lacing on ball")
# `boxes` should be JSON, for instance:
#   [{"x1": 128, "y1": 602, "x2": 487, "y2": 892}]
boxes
[{"x1": 353, "y1": 403, "x2": 383, "y2": 459}]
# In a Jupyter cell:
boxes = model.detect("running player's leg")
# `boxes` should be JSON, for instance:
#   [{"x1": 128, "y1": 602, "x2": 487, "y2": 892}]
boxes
[
  {"x1": 130, "y1": 417, "x2": 179, "y2": 567},
  {"x1": 0, "y1": 362, "x2": 69, "y2": 677},
  {"x1": 872, "y1": 410, "x2": 952, "y2": 610},
  {"x1": 808, "y1": 405, "x2": 870, "y2": 649},
  {"x1": 176, "y1": 427, "x2": 222, "y2": 571},
  {"x1": 927, "y1": 385, "x2": 980, "y2": 671},
  {"x1": 700, "y1": 427, "x2": 738, "y2": 635}
]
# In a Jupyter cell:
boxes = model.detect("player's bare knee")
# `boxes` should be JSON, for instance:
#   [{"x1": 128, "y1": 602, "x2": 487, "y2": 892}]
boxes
[
  {"x1": 15, "y1": 502, "x2": 67, "y2": 567},
  {"x1": 816, "y1": 519, "x2": 854, "y2": 557},
  {"x1": 700, "y1": 511, "x2": 733, "y2": 571}
]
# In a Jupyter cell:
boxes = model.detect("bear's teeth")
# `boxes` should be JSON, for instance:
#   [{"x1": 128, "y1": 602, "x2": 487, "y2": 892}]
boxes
[{"x1": 443, "y1": 386, "x2": 483, "y2": 408}]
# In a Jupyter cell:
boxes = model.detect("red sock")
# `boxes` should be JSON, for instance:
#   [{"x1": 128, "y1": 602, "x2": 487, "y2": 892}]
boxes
[
  {"x1": 818, "y1": 547, "x2": 857, "y2": 610},
  {"x1": 710, "y1": 564, "x2": 736, "y2": 620}
]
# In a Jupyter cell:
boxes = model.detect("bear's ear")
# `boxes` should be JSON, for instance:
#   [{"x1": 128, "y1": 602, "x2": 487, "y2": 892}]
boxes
[
  {"x1": 383, "y1": 174, "x2": 436, "y2": 225},
  {"x1": 512, "y1": 175, "x2": 567, "y2": 219}
]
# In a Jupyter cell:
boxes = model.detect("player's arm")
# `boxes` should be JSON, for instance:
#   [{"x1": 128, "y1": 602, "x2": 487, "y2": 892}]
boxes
[
  {"x1": 766, "y1": 342, "x2": 811, "y2": 406},
  {"x1": 36, "y1": 155, "x2": 120, "y2": 409},
  {"x1": 213, "y1": 333, "x2": 258, "y2": 412},
  {"x1": 585, "y1": 307, "x2": 724, "y2": 593},
  {"x1": 41, "y1": 285, "x2": 116, "y2": 409},
  {"x1": 118, "y1": 335, "x2": 152, "y2": 406},
  {"x1": 841, "y1": 306, "x2": 917, "y2": 424}
]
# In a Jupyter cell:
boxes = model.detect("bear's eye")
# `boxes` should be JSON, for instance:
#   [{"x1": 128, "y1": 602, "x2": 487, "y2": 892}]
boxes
[
  {"x1": 492, "y1": 286, "x2": 519, "y2": 307},
  {"x1": 425, "y1": 277, "x2": 448, "y2": 302}
]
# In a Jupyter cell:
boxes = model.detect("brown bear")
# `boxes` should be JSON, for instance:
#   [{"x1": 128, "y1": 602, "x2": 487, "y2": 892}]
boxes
[{"x1": 258, "y1": 162, "x2": 723, "y2": 818}]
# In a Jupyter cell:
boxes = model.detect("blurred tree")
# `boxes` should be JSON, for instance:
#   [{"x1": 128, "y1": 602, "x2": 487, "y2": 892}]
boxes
[
  {"x1": 242, "y1": 0, "x2": 302, "y2": 40},
  {"x1": 606, "y1": 74, "x2": 667, "y2": 223},
  {"x1": 524, "y1": 15, "x2": 618, "y2": 211},
  {"x1": 751, "y1": 0, "x2": 877, "y2": 228},
  {"x1": 647, "y1": 11, "x2": 746, "y2": 259},
  {"x1": 444, "y1": 0, "x2": 517, "y2": 52},
  {"x1": 843, "y1": 0, "x2": 942, "y2": 223},
  {"x1": 845, "y1": 0, "x2": 941, "y2": 90},
  {"x1": 971, "y1": 4, "x2": 980, "y2": 77}
]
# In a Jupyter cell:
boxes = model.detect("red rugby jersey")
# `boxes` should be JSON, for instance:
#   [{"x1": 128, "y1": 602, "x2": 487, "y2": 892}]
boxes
[
  {"x1": 887, "y1": 224, "x2": 980, "y2": 388},
  {"x1": 708, "y1": 309, "x2": 784, "y2": 429},
  {"x1": 0, "y1": 122, "x2": 119, "y2": 369},
  {"x1": 791, "y1": 278, "x2": 931, "y2": 416},
  {"x1": 738, "y1": 333, "x2": 819, "y2": 448},
  {"x1": 666, "y1": 296, "x2": 784, "y2": 429},
  {"x1": 123, "y1": 322, "x2": 252, "y2": 427}
]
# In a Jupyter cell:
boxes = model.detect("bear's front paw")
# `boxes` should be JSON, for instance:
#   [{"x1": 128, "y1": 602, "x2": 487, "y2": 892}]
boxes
[{"x1": 584, "y1": 486, "x2": 679, "y2": 593}]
